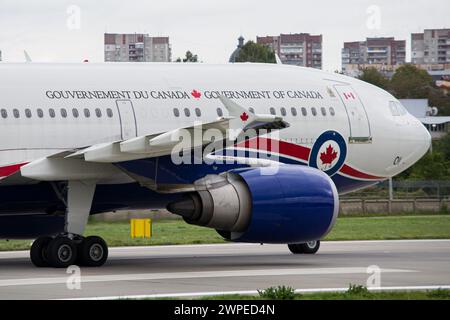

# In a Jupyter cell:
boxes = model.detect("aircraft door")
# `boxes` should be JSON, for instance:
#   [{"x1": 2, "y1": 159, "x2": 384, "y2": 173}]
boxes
[
  {"x1": 115, "y1": 100, "x2": 137, "y2": 140},
  {"x1": 334, "y1": 85, "x2": 372, "y2": 143}
]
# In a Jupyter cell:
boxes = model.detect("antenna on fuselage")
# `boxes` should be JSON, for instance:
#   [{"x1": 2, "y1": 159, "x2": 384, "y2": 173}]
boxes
[
  {"x1": 275, "y1": 53, "x2": 282, "y2": 65},
  {"x1": 24, "y1": 50, "x2": 32, "y2": 62}
]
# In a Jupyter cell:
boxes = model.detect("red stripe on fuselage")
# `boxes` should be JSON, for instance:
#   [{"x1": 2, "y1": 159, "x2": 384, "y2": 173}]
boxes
[
  {"x1": 235, "y1": 137, "x2": 384, "y2": 180},
  {"x1": 236, "y1": 137, "x2": 310, "y2": 161},
  {"x1": 0, "y1": 163, "x2": 27, "y2": 177},
  {"x1": 339, "y1": 164, "x2": 384, "y2": 180}
]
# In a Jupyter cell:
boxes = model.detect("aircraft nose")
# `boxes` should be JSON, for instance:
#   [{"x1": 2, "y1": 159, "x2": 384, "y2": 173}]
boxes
[
  {"x1": 419, "y1": 122, "x2": 432, "y2": 154},
  {"x1": 402, "y1": 119, "x2": 432, "y2": 169}
]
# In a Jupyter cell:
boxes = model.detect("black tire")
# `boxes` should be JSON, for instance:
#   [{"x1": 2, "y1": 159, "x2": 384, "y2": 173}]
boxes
[
  {"x1": 288, "y1": 243, "x2": 304, "y2": 254},
  {"x1": 30, "y1": 236, "x2": 52, "y2": 267},
  {"x1": 288, "y1": 241, "x2": 320, "y2": 254},
  {"x1": 47, "y1": 236, "x2": 77, "y2": 268},
  {"x1": 301, "y1": 240, "x2": 320, "y2": 254},
  {"x1": 77, "y1": 236, "x2": 108, "y2": 267}
]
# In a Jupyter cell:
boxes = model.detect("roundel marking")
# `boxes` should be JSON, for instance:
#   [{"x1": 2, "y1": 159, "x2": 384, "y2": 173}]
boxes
[{"x1": 309, "y1": 131, "x2": 347, "y2": 177}]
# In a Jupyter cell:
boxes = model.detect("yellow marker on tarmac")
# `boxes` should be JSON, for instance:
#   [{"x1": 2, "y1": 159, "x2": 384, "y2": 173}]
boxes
[{"x1": 130, "y1": 218, "x2": 152, "y2": 238}]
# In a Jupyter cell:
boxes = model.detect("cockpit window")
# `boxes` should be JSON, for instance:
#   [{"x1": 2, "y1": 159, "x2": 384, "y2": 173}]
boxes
[
  {"x1": 396, "y1": 102, "x2": 408, "y2": 115},
  {"x1": 389, "y1": 101, "x2": 408, "y2": 117},
  {"x1": 389, "y1": 101, "x2": 407, "y2": 116},
  {"x1": 389, "y1": 101, "x2": 399, "y2": 116}
]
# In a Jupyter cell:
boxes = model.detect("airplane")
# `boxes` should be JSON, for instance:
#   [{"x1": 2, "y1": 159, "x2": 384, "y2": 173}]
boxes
[{"x1": 0, "y1": 62, "x2": 431, "y2": 268}]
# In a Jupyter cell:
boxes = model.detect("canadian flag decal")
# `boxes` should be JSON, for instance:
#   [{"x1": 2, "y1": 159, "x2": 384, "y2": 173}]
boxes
[
  {"x1": 240, "y1": 112, "x2": 249, "y2": 122},
  {"x1": 343, "y1": 92, "x2": 356, "y2": 100},
  {"x1": 320, "y1": 144, "x2": 338, "y2": 165},
  {"x1": 191, "y1": 90, "x2": 201, "y2": 99}
]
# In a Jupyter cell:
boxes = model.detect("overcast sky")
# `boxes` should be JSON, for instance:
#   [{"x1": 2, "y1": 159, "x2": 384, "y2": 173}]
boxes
[{"x1": 0, "y1": 0, "x2": 448, "y2": 71}]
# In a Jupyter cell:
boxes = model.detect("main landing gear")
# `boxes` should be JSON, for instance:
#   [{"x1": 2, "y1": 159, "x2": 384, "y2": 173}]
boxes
[
  {"x1": 30, "y1": 235, "x2": 108, "y2": 268},
  {"x1": 288, "y1": 240, "x2": 320, "y2": 254},
  {"x1": 30, "y1": 180, "x2": 108, "y2": 268}
]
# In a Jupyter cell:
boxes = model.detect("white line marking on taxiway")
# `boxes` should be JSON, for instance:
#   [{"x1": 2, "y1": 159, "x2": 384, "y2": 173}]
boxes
[{"x1": 0, "y1": 267, "x2": 415, "y2": 287}]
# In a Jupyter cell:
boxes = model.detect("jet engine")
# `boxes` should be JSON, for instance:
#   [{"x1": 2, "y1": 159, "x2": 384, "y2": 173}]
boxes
[{"x1": 167, "y1": 165, "x2": 339, "y2": 244}]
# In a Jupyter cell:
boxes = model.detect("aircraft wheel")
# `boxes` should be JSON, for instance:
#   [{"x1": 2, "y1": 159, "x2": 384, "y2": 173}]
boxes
[
  {"x1": 47, "y1": 236, "x2": 78, "y2": 268},
  {"x1": 77, "y1": 236, "x2": 108, "y2": 267},
  {"x1": 288, "y1": 240, "x2": 320, "y2": 254},
  {"x1": 30, "y1": 236, "x2": 52, "y2": 267}
]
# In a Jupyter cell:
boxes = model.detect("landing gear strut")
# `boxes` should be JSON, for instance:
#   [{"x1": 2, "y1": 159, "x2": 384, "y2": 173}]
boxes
[
  {"x1": 30, "y1": 180, "x2": 108, "y2": 268},
  {"x1": 288, "y1": 240, "x2": 320, "y2": 254}
]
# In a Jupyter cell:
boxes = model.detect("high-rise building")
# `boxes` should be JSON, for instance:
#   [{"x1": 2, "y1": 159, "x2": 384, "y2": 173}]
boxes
[
  {"x1": 412, "y1": 29, "x2": 450, "y2": 69},
  {"x1": 104, "y1": 33, "x2": 171, "y2": 62},
  {"x1": 257, "y1": 33, "x2": 322, "y2": 69},
  {"x1": 341, "y1": 37, "x2": 406, "y2": 76}
]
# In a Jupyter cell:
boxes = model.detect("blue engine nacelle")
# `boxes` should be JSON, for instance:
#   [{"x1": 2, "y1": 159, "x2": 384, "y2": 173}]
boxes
[{"x1": 166, "y1": 165, "x2": 339, "y2": 244}]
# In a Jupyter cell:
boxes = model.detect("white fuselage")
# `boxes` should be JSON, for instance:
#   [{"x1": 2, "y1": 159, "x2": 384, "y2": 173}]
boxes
[{"x1": 0, "y1": 63, "x2": 431, "y2": 189}]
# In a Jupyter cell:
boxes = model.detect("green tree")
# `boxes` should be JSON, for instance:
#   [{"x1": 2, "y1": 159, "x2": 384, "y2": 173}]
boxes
[
  {"x1": 358, "y1": 67, "x2": 389, "y2": 90},
  {"x1": 235, "y1": 41, "x2": 276, "y2": 63},
  {"x1": 436, "y1": 133, "x2": 450, "y2": 161},
  {"x1": 408, "y1": 151, "x2": 450, "y2": 180},
  {"x1": 428, "y1": 88, "x2": 450, "y2": 116},
  {"x1": 176, "y1": 51, "x2": 199, "y2": 63},
  {"x1": 398, "y1": 137, "x2": 450, "y2": 180},
  {"x1": 389, "y1": 64, "x2": 433, "y2": 98}
]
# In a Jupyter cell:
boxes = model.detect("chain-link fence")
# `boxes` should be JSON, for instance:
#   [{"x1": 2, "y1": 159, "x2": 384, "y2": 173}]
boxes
[{"x1": 342, "y1": 180, "x2": 450, "y2": 200}]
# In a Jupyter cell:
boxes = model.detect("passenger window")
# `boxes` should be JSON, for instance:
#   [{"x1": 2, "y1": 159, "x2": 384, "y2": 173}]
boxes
[
  {"x1": 37, "y1": 109, "x2": 44, "y2": 118},
  {"x1": 280, "y1": 107, "x2": 287, "y2": 116},
  {"x1": 1, "y1": 109, "x2": 7, "y2": 118},
  {"x1": 269, "y1": 107, "x2": 276, "y2": 115},
  {"x1": 72, "y1": 108, "x2": 79, "y2": 118},
  {"x1": 184, "y1": 108, "x2": 190, "y2": 117},
  {"x1": 84, "y1": 108, "x2": 90, "y2": 118},
  {"x1": 329, "y1": 107, "x2": 335, "y2": 116},
  {"x1": 321, "y1": 107, "x2": 326, "y2": 116},
  {"x1": 106, "y1": 108, "x2": 113, "y2": 118},
  {"x1": 13, "y1": 109, "x2": 20, "y2": 118},
  {"x1": 249, "y1": 107, "x2": 255, "y2": 114},
  {"x1": 291, "y1": 107, "x2": 297, "y2": 116},
  {"x1": 25, "y1": 108, "x2": 32, "y2": 118},
  {"x1": 311, "y1": 107, "x2": 317, "y2": 116},
  {"x1": 301, "y1": 107, "x2": 307, "y2": 116},
  {"x1": 95, "y1": 108, "x2": 102, "y2": 118},
  {"x1": 49, "y1": 108, "x2": 56, "y2": 118},
  {"x1": 216, "y1": 108, "x2": 223, "y2": 117},
  {"x1": 61, "y1": 108, "x2": 67, "y2": 118},
  {"x1": 173, "y1": 108, "x2": 180, "y2": 117},
  {"x1": 195, "y1": 108, "x2": 201, "y2": 117}
]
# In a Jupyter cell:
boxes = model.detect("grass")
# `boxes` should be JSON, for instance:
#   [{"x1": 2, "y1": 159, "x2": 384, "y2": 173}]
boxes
[
  {"x1": 326, "y1": 214, "x2": 450, "y2": 240},
  {"x1": 200, "y1": 288, "x2": 450, "y2": 300},
  {"x1": 1, "y1": 214, "x2": 450, "y2": 251},
  {"x1": 138, "y1": 286, "x2": 450, "y2": 300}
]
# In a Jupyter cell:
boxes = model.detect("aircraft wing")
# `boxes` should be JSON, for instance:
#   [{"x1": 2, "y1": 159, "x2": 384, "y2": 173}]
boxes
[{"x1": 16, "y1": 98, "x2": 289, "y2": 182}]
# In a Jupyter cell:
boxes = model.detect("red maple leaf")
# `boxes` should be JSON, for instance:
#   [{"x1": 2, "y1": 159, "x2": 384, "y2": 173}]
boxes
[
  {"x1": 320, "y1": 144, "x2": 338, "y2": 165},
  {"x1": 240, "y1": 112, "x2": 249, "y2": 122},
  {"x1": 191, "y1": 90, "x2": 201, "y2": 99}
]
